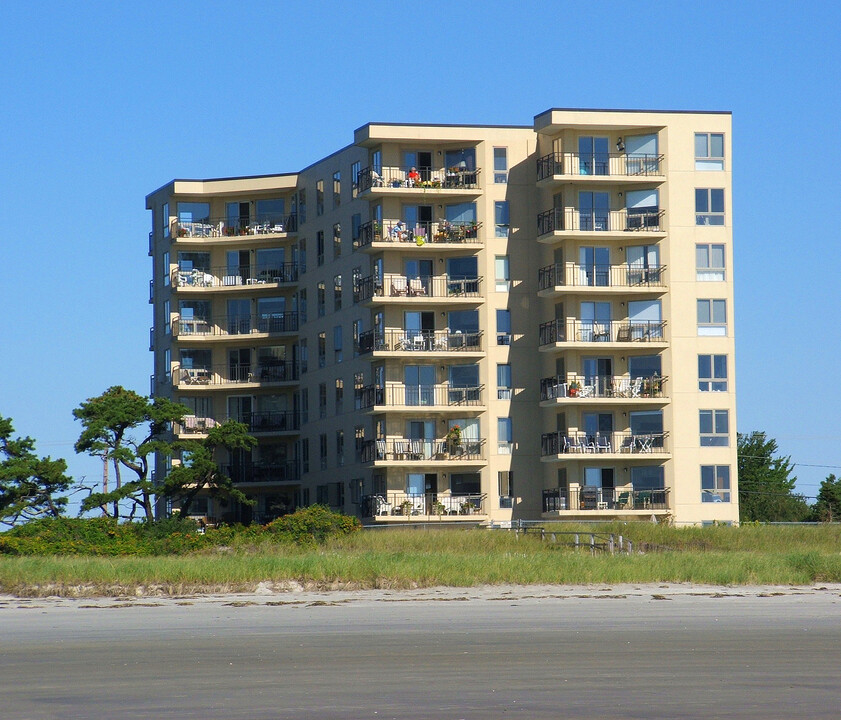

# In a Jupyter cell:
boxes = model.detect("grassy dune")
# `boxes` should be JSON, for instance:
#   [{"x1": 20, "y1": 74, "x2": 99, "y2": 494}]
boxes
[{"x1": 1, "y1": 523, "x2": 840, "y2": 597}]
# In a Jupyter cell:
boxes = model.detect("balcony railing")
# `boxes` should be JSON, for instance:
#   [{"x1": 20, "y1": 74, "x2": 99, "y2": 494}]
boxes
[
  {"x1": 360, "y1": 438, "x2": 486, "y2": 463},
  {"x1": 541, "y1": 431, "x2": 669, "y2": 456},
  {"x1": 356, "y1": 273, "x2": 483, "y2": 302},
  {"x1": 542, "y1": 487, "x2": 669, "y2": 512},
  {"x1": 174, "y1": 362, "x2": 299, "y2": 386},
  {"x1": 537, "y1": 262, "x2": 665, "y2": 291},
  {"x1": 538, "y1": 318, "x2": 666, "y2": 345},
  {"x1": 172, "y1": 214, "x2": 297, "y2": 238},
  {"x1": 358, "y1": 328, "x2": 483, "y2": 354},
  {"x1": 540, "y1": 374, "x2": 667, "y2": 401},
  {"x1": 537, "y1": 207, "x2": 664, "y2": 235},
  {"x1": 172, "y1": 312, "x2": 299, "y2": 337},
  {"x1": 221, "y1": 461, "x2": 299, "y2": 484},
  {"x1": 356, "y1": 383, "x2": 484, "y2": 409},
  {"x1": 171, "y1": 263, "x2": 299, "y2": 288},
  {"x1": 356, "y1": 220, "x2": 481, "y2": 249},
  {"x1": 536, "y1": 152, "x2": 664, "y2": 181},
  {"x1": 360, "y1": 492, "x2": 487, "y2": 517},
  {"x1": 174, "y1": 412, "x2": 299, "y2": 435},
  {"x1": 357, "y1": 166, "x2": 481, "y2": 193}
]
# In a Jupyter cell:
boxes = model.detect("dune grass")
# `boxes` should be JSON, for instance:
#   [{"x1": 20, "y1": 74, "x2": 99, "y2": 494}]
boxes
[{"x1": 1, "y1": 523, "x2": 840, "y2": 597}]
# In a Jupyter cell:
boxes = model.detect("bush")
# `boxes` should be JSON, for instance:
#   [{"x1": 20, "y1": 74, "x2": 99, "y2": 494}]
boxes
[{"x1": 264, "y1": 505, "x2": 361, "y2": 545}]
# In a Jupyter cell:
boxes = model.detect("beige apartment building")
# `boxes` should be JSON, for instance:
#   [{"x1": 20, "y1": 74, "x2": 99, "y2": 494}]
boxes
[{"x1": 146, "y1": 108, "x2": 737, "y2": 526}]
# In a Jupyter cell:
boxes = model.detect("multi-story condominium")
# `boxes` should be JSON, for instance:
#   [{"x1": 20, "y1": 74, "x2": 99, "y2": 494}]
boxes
[{"x1": 147, "y1": 108, "x2": 737, "y2": 526}]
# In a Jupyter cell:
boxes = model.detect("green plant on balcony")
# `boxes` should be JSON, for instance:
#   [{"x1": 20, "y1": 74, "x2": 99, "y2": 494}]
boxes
[
  {"x1": 446, "y1": 424, "x2": 462, "y2": 447},
  {"x1": 431, "y1": 500, "x2": 446, "y2": 516},
  {"x1": 400, "y1": 499, "x2": 413, "y2": 516},
  {"x1": 568, "y1": 380, "x2": 581, "y2": 397}
]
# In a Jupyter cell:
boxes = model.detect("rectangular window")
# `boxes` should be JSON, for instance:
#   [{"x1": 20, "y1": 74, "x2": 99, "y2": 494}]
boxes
[
  {"x1": 351, "y1": 213, "x2": 361, "y2": 245},
  {"x1": 318, "y1": 332, "x2": 326, "y2": 368},
  {"x1": 336, "y1": 431, "x2": 345, "y2": 467},
  {"x1": 496, "y1": 309, "x2": 511, "y2": 344},
  {"x1": 161, "y1": 202, "x2": 170, "y2": 237},
  {"x1": 697, "y1": 299, "x2": 727, "y2": 336},
  {"x1": 352, "y1": 319, "x2": 361, "y2": 356},
  {"x1": 300, "y1": 339, "x2": 308, "y2": 374},
  {"x1": 317, "y1": 282, "x2": 326, "y2": 317},
  {"x1": 498, "y1": 471, "x2": 513, "y2": 507},
  {"x1": 495, "y1": 256, "x2": 510, "y2": 291},
  {"x1": 316, "y1": 484, "x2": 328, "y2": 504},
  {"x1": 335, "y1": 378, "x2": 344, "y2": 413},
  {"x1": 298, "y1": 189, "x2": 306, "y2": 225},
  {"x1": 701, "y1": 465, "x2": 731, "y2": 502},
  {"x1": 301, "y1": 438, "x2": 309, "y2": 473},
  {"x1": 317, "y1": 231, "x2": 324, "y2": 266},
  {"x1": 299, "y1": 289, "x2": 307, "y2": 323},
  {"x1": 700, "y1": 410, "x2": 729, "y2": 446},
  {"x1": 495, "y1": 201, "x2": 509, "y2": 237},
  {"x1": 334, "y1": 325, "x2": 343, "y2": 363},
  {"x1": 698, "y1": 354, "x2": 728, "y2": 392},
  {"x1": 695, "y1": 188, "x2": 725, "y2": 225},
  {"x1": 333, "y1": 171, "x2": 341, "y2": 208},
  {"x1": 299, "y1": 239, "x2": 306, "y2": 274},
  {"x1": 497, "y1": 417, "x2": 513, "y2": 454},
  {"x1": 334, "y1": 275, "x2": 342, "y2": 311},
  {"x1": 354, "y1": 426, "x2": 365, "y2": 461},
  {"x1": 354, "y1": 372, "x2": 364, "y2": 409},
  {"x1": 320, "y1": 433, "x2": 328, "y2": 469},
  {"x1": 497, "y1": 363, "x2": 512, "y2": 400},
  {"x1": 333, "y1": 223, "x2": 341, "y2": 258},
  {"x1": 493, "y1": 147, "x2": 508, "y2": 183},
  {"x1": 696, "y1": 244, "x2": 726, "y2": 281},
  {"x1": 319, "y1": 383, "x2": 327, "y2": 419},
  {"x1": 162, "y1": 251, "x2": 170, "y2": 287},
  {"x1": 695, "y1": 133, "x2": 725, "y2": 171},
  {"x1": 351, "y1": 161, "x2": 360, "y2": 199},
  {"x1": 316, "y1": 180, "x2": 324, "y2": 216}
]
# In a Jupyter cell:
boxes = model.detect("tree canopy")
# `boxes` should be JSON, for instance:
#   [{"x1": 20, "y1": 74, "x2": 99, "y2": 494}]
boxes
[
  {"x1": 0, "y1": 416, "x2": 73, "y2": 528},
  {"x1": 812, "y1": 474, "x2": 841, "y2": 522}
]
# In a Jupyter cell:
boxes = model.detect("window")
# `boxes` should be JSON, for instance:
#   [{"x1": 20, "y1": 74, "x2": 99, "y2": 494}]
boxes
[
  {"x1": 495, "y1": 256, "x2": 510, "y2": 291},
  {"x1": 319, "y1": 383, "x2": 327, "y2": 419},
  {"x1": 631, "y1": 466, "x2": 664, "y2": 491},
  {"x1": 695, "y1": 133, "x2": 725, "y2": 171},
  {"x1": 318, "y1": 332, "x2": 326, "y2": 368},
  {"x1": 351, "y1": 213, "x2": 361, "y2": 245},
  {"x1": 701, "y1": 465, "x2": 731, "y2": 502},
  {"x1": 333, "y1": 171, "x2": 341, "y2": 208},
  {"x1": 498, "y1": 471, "x2": 513, "y2": 507},
  {"x1": 330, "y1": 379, "x2": 342, "y2": 416},
  {"x1": 334, "y1": 325, "x2": 343, "y2": 363},
  {"x1": 176, "y1": 201, "x2": 210, "y2": 225},
  {"x1": 354, "y1": 372, "x2": 364, "y2": 409},
  {"x1": 336, "y1": 430, "x2": 344, "y2": 467},
  {"x1": 162, "y1": 251, "x2": 170, "y2": 287},
  {"x1": 496, "y1": 309, "x2": 511, "y2": 344},
  {"x1": 700, "y1": 410, "x2": 729, "y2": 446},
  {"x1": 256, "y1": 198, "x2": 284, "y2": 225},
  {"x1": 163, "y1": 300, "x2": 170, "y2": 335},
  {"x1": 161, "y1": 202, "x2": 170, "y2": 237},
  {"x1": 301, "y1": 438, "x2": 309, "y2": 473},
  {"x1": 352, "y1": 319, "x2": 361, "y2": 356},
  {"x1": 320, "y1": 434, "x2": 328, "y2": 470},
  {"x1": 317, "y1": 282, "x2": 325, "y2": 317},
  {"x1": 316, "y1": 180, "x2": 324, "y2": 216},
  {"x1": 697, "y1": 299, "x2": 727, "y2": 336},
  {"x1": 493, "y1": 147, "x2": 508, "y2": 183},
  {"x1": 495, "y1": 201, "x2": 509, "y2": 237},
  {"x1": 698, "y1": 355, "x2": 728, "y2": 392},
  {"x1": 299, "y1": 339, "x2": 308, "y2": 374},
  {"x1": 298, "y1": 239, "x2": 306, "y2": 274},
  {"x1": 333, "y1": 275, "x2": 342, "y2": 311},
  {"x1": 498, "y1": 417, "x2": 513, "y2": 454},
  {"x1": 299, "y1": 289, "x2": 307, "y2": 323},
  {"x1": 696, "y1": 244, "x2": 725, "y2": 281},
  {"x1": 298, "y1": 189, "x2": 306, "y2": 225},
  {"x1": 316, "y1": 484, "x2": 328, "y2": 504},
  {"x1": 354, "y1": 426, "x2": 365, "y2": 461},
  {"x1": 695, "y1": 188, "x2": 725, "y2": 225},
  {"x1": 333, "y1": 223, "x2": 341, "y2": 258},
  {"x1": 317, "y1": 231, "x2": 324, "y2": 266},
  {"x1": 497, "y1": 364, "x2": 512, "y2": 400},
  {"x1": 351, "y1": 161, "x2": 360, "y2": 198}
]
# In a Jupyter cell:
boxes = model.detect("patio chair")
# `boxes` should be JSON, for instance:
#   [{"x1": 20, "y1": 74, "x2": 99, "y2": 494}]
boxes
[
  {"x1": 595, "y1": 434, "x2": 612, "y2": 453},
  {"x1": 630, "y1": 377, "x2": 643, "y2": 397},
  {"x1": 390, "y1": 276, "x2": 408, "y2": 296},
  {"x1": 620, "y1": 436, "x2": 635, "y2": 453},
  {"x1": 614, "y1": 378, "x2": 631, "y2": 397},
  {"x1": 408, "y1": 278, "x2": 427, "y2": 296},
  {"x1": 577, "y1": 436, "x2": 596, "y2": 453},
  {"x1": 616, "y1": 491, "x2": 633, "y2": 509},
  {"x1": 578, "y1": 384, "x2": 596, "y2": 398},
  {"x1": 393, "y1": 440, "x2": 409, "y2": 459},
  {"x1": 375, "y1": 439, "x2": 388, "y2": 460},
  {"x1": 409, "y1": 440, "x2": 424, "y2": 459}
]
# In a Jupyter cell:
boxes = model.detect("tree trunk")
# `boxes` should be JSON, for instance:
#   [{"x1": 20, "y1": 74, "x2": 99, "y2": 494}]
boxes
[{"x1": 112, "y1": 457, "x2": 121, "y2": 520}]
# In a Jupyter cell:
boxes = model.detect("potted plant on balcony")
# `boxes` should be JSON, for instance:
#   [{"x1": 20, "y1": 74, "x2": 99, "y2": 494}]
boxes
[
  {"x1": 400, "y1": 499, "x2": 413, "y2": 517},
  {"x1": 446, "y1": 424, "x2": 462, "y2": 449},
  {"x1": 431, "y1": 500, "x2": 446, "y2": 516},
  {"x1": 568, "y1": 380, "x2": 581, "y2": 397}
]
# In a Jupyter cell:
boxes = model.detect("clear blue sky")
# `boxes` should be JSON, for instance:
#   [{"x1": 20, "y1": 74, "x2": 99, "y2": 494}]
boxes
[{"x1": 1, "y1": 1, "x2": 839, "y2": 504}]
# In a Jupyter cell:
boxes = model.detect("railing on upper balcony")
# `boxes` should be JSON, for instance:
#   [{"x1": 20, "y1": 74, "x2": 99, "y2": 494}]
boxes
[
  {"x1": 172, "y1": 214, "x2": 297, "y2": 238},
  {"x1": 357, "y1": 328, "x2": 483, "y2": 354},
  {"x1": 355, "y1": 383, "x2": 484, "y2": 409},
  {"x1": 542, "y1": 487, "x2": 670, "y2": 512},
  {"x1": 171, "y1": 263, "x2": 299, "y2": 289},
  {"x1": 536, "y1": 152, "x2": 664, "y2": 181},
  {"x1": 360, "y1": 492, "x2": 487, "y2": 518},
  {"x1": 355, "y1": 273, "x2": 483, "y2": 302},
  {"x1": 539, "y1": 374, "x2": 668, "y2": 401},
  {"x1": 357, "y1": 166, "x2": 481, "y2": 193},
  {"x1": 172, "y1": 312, "x2": 299, "y2": 337},
  {"x1": 221, "y1": 460, "x2": 299, "y2": 484},
  {"x1": 174, "y1": 361, "x2": 300, "y2": 386},
  {"x1": 356, "y1": 219, "x2": 481, "y2": 249},
  {"x1": 537, "y1": 207, "x2": 664, "y2": 235},
  {"x1": 538, "y1": 318, "x2": 666, "y2": 345},
  {"x1": 537, "y1": 262, "x2": 666, "y2": 291},
  {"x1": 360, "y1": 437, "x2": 487, "y2": 463},
  {"x1": 541, "y1": 431, "x2": 669, "y2": 456},
  {"x1": 174, "y1": 412, "x2": 300, "y2": 435}
]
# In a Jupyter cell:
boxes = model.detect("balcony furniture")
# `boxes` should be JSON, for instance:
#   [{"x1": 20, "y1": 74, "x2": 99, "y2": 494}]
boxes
[
  {"x1": 411, "y1": 334, "x2": 426, "y2": 352},
  {"x1": 223, "y1": 275, "x2": 243, "y2": 286},
  {"x1": 578, "y1": 384, "x2": 596, "y2": 398},
  {"x1": 563, "y1": 436, "x2": 578, "y2": 453},
  {"x1": 181, "y1": 368, "x2": 210, "y2": 385},
  {"x1": 593, "y1": 324, "x2": 610, "y2": 342},
  {"x1": 373, "y1": 495, "x2": 392, "y2": 516},
  {"x1": 371, "y1": 170, "x2": 384, "y2": 187},
  {"x1": 596, "y1": 435, "x2": 612, "y2": 453},
  {"x1": 620, "y1": 436, "x2": 635, "y2": 453},
  {"x1": 580, "y1": 487, "x2": 599, "y2": 510},
  {"x1": 376, "y1": 440, "x2": 387, "y2": 460},
  {"x1": 636, "y1": 435, "x2": 654, "y2": 453},
  {"x1": 577, "y1": 436, "x2": 596, "y2": 453},
  {"x1": 616, "y1": 325, "x2": 632, "y2": 342},
  {"x1": 393, "y1": 440, "x2": 409, "y2": 459},
  {"x1": 630, "y1": 377, "x2": 643, "y2": 397},
  {"x1": 408, "y1": 278, "x2": 427, "y2": 296},
  {"x1": 597, "y1": 501, "x2": 609, "y2": 510},
  {"x1": 434, "y1": 440, "x2": 447, "y2": 458},
  {"x1": 617, "y1": 492, "x2": 633, "y2": 509},
  {"x1": 391, "y1": 276, "x2": 408, "y2": 296},
  {"x1": 614, "y1": 378, "x2": 631, "y2": 397},
  {"x1": 409, "y1": 440, "x2": 424, "y2": 460}
]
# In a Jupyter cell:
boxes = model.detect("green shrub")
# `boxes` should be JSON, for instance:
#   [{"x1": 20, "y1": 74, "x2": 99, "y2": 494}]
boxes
[{"x1": 264, "y1": 505, "x2": 361, "y2": 544}]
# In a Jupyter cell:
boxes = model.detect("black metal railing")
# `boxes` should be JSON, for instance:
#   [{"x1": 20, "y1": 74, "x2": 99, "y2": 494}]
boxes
[
  {"x1": 357, "y1": 166, "x2": 481, "y2": 193},
  {"x1": 173, "y1": 214, "x2": 297, "y2": 238},
  {"x1": 539, "y1": 374, "x2": 668, "y2": 401},
  {"x1": 356, "y1": 220, "x2": 482, "y2": 249},
  {"x1": 360, "y1": 492, "x2": 487, "y2": 517},
  {"x1": 537, "y1": 262, "x2": 665, "y2": 290},
  {"x1": 174, "y1": 362, "x2": 299, "y2": 386},
  {"x1": 540, "y1": 431, "x2": 669, "y2": 456},
  {"x1": 537, "y1": 207, "x2": 664, "y2": 235},
  {"x1": 360, "y1": 438, "x2": 487, "y2": 462},
  {"x1": 358, "y1": 328, "x2": 483, "y2": 354},
  {"x1": 173, "y1": 312, "x2": 299, "y2": 337},
  {"x1": 243, "y1": 411, "x2": 300, "y2": 433},
  {"x1": 221, "y1": 461, "x2": 299, "y2": 484},
  {"x1": 538, "y1": 318, "x2": 666, "y2": 345},
  {"x1": 171, "y1": 263, "x2": 299, "y2": 288},
  {"x1": 536, "y1": 151, "x2": 664, "y2": 181},
  {"x1": 542, "y1": 487, "x2": 669, "y2": 512},
  {"x1": 355, "y1": 383, "x2": 484, "y2": 409},
  {"x1": 355, "y1": 273, "x2": 483, "y2": 302}
]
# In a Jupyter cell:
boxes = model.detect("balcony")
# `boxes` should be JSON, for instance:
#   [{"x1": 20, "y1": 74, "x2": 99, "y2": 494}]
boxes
[
  {"x1": 356, "y1": 273, "x2": 483, "y2": 303},
  {"x1": 171, "y1": 264, "x2": 299, "y2": 290},
  {"x1": 172, "y1": 312, "x2": 299, "y2": 339},
  {"x1": 356, "y1": 383, "x2": 484, "y2": 411},
  {"x1": 540, "y1": 431, "x2": 669, "y2": 460},
  {"x1": 542, "y1": 487, "x2": 669, "y2": 513},
  {"x1": 537, "y1": 262, "x2": 666, "y2": 296},
  {"x1": 538, "y1": 319, "x2": 666, "y2": 347},
  {"x1": 356, "y1": 220, "x2": 482, "y2": 251},
  {"x1": 357, "y1": 166, "x2": 481, "y2": 195},
  {"x1": 172, "y1": 214, "x2": 297, "y2": 239},
  {"x1": 358, "y1": 329, "x2": 483, "y2": 355},
  {"x1": 536, "y1": 152, "x2": 664, "y2": 183},
  {"x1": 540, "y1": 374, "x2": 667, "y2": 404},
  {"x1": 361, "y1": 438, "x2": 487, "y2": 464},
  {"x1": 222, "y1": 461, "x2": 299, "y2": 485},
  {"x1": 360, "y1": 492, "x2": 487, "y2": 519},
  {"x1": 174, "y1": 362, "x2": 299, "y2": 388},
  {"x1": 536, "y1": 207, "x2": 664, "y2": 239},
  {"x1": 173, "y1": 412, "x2": 299, "y2": 437}
]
